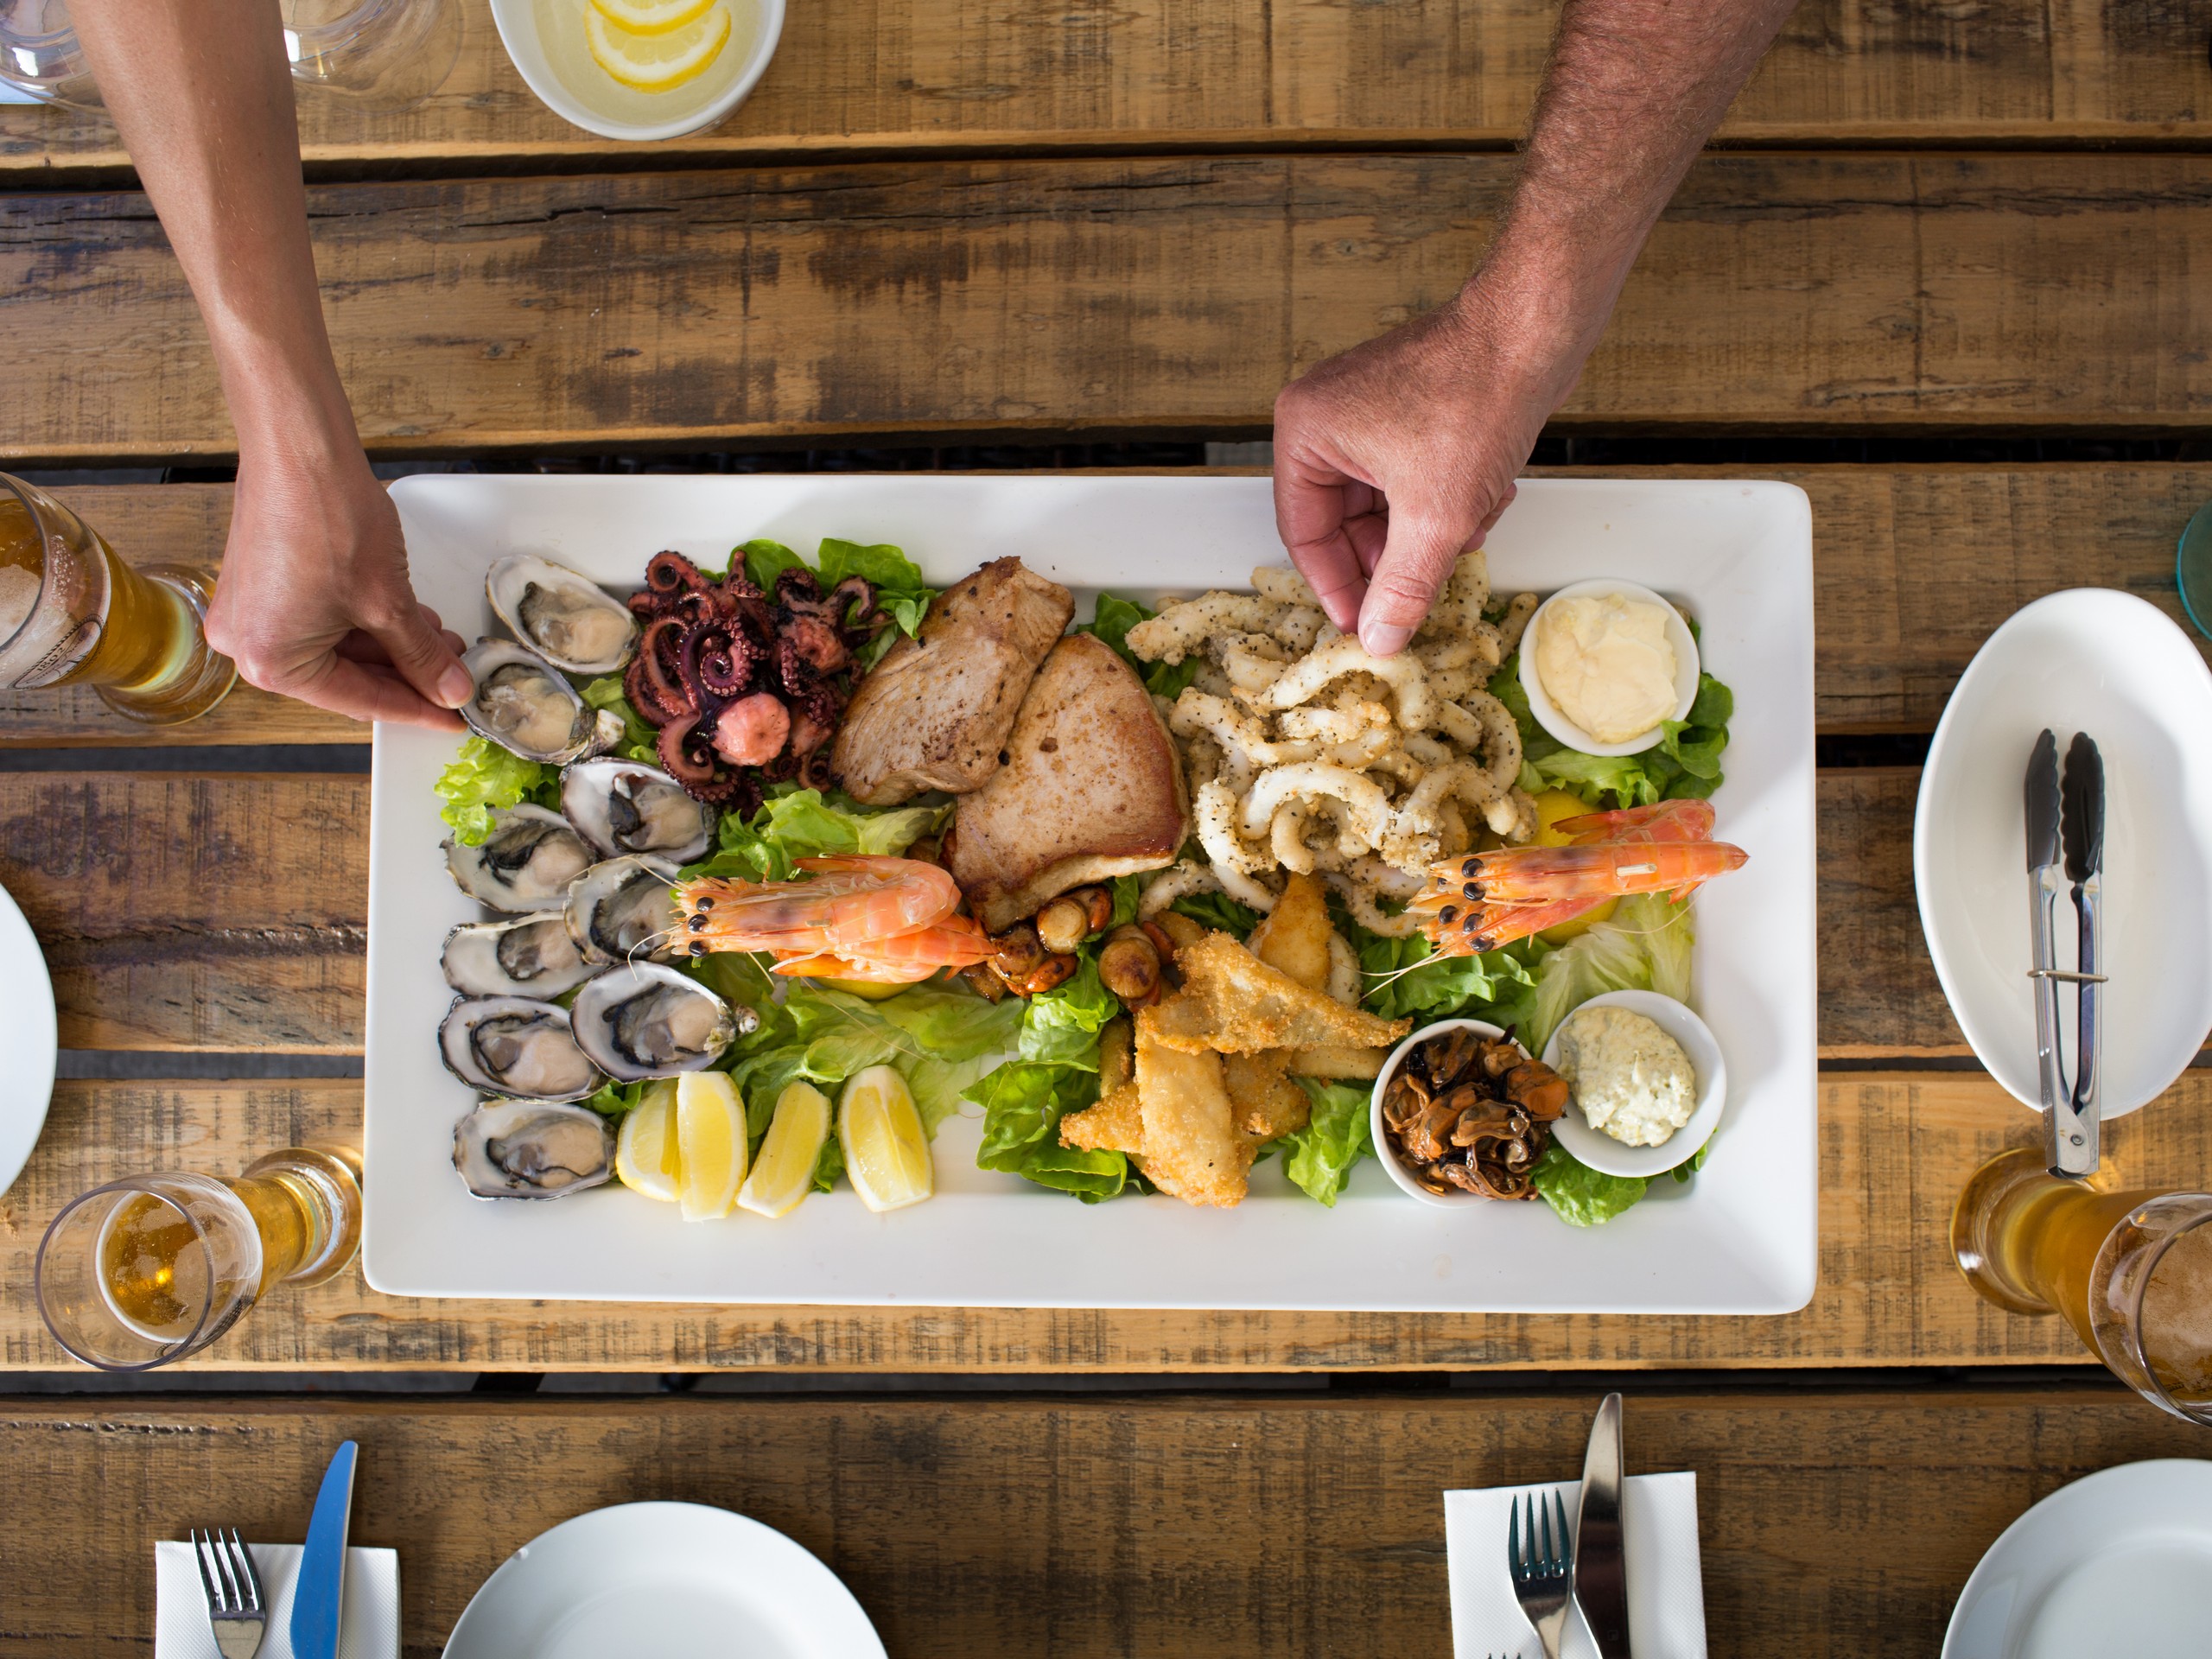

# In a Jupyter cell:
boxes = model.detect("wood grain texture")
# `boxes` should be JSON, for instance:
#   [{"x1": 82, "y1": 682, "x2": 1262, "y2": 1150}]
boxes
[
  {"x1": 11, "y1": 156, "x2": 2212, "y2": 465},
  {"x1": 0, "y1": 766, "x2": 1962, "y2": 1053},
  {"x1": 3, "y1": 1389, "x2": 2203, "y2": 1656},
  {"x1": 2, "y1": 0, "x2": 2207, "y2": 177},
  {"x1": 7, "y1": 466, "x2": 2209, "y2": 746},
  {"x1": 6, "y1": 1071, "x2": 2209, "y2": 1370}
]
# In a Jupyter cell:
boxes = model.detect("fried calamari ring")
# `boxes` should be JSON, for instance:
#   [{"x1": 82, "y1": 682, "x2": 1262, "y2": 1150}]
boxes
[
  {"x1": 1126, "y1": 594, "x2": 1284, "y2": 664},
  {"x1": 1257, "y1": 634, "x2": 1439, "y2": 732}
]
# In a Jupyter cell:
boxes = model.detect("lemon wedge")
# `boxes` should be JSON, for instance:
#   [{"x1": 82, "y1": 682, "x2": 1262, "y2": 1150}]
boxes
[
  {"x1": 738, "y1": 1080, "x2": 832, "y2": 1218},
  {"x1": 675, "y1": 1071, "x2": 746, "y2": 1221},
  {"x1": 615, "y1": 1079, "x2": 682, "y2": 1202},
  {"x1": 838, "y1": 1065, "x2": 933, "y2": 1213},
  {"x1": 585, "y1": 0, "x2": 732, "y2": 92},
  {"x1": 588, "y1": 0, "x2": 715, "y2": 35}
]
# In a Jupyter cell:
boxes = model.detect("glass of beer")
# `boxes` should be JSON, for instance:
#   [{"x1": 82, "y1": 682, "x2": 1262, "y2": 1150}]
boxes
[
  {"x1": 0, "y1": 472, "x2": 236, "y2": 724},
  {"x1": 1953, "y1": 1146, "x2": 2212, "y2": 1424},
  {"x1": 34, "y1": 1146, "x2": 362, "y2": 1371}
]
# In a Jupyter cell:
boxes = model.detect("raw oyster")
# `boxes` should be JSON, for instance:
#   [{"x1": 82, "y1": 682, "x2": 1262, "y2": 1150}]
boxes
[
  {"x1": 442, "y1": 914, "x2": 601, "y2": 1000},
  {"x1": 569, "y1": 962, "x2": 747, "y2": 1080},
  {"x1": 486, "y1": 555, "x2": 638, "y2": 676},
  {"x1": 439, "y1": 995, "x2": 603, "y2": 1102},
  {"x1": 562, "y1": 759, "x2": 714, "y2": 864},
  {"x1": 443, "y1": 804, "x2": 594, "y2": 914},
  {"x1": 459, "y1": 639, "x2": 622, "y2": 765},
  {"x1": 453, "y1": 1097, "x2": 615, "y2": 1199},
  {"x1": 566, "y1": 854, "x2": 683, "y2": 965}
]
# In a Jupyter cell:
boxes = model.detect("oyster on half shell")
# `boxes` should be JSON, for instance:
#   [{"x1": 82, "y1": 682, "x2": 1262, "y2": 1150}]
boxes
[
  {"x1": 439, "y1": 995, "x2": 603, "y2": 1102},
  {"x1": 562, "y1": 759, "x2": 714, "y2": 865},
  {"x1": 453, "y1": 1097, "x2": 615, "y2": 1199},
  {"x1": 442, "y1": 913, "x2": 601, "y2": 1000},
  {"x1": 486, "y1": 554, "x2": 639, "y2": 676},
  {"x1": 443, "y1": 804, "x2": 595, "y2": 914},
  {"x1": 569, "y1": 962, "x2": 748, "y2": 1080},
  {"x1": 460, "y1": 639, "x2": 622, "y2": 765},
  {"x1": 566, "y1": 854, "x2": 683, "y2": 965}
]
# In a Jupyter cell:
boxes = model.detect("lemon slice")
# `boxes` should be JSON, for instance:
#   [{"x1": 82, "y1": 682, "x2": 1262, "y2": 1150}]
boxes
[
  {"x1": 588, "y1": 0, "x2": 715, "y2": 35},
  {"x1": 675, "y1": 1071, "x2": 746, "y2": 1221},
  {"x1": 585, "y1": 1, "x2": 732, "y2": 92},
  {"x1": 615, "y1": 1079, "x2": 682, "y2": 1202},
  {"x1": 838, "y1": 1065, "x2": 933, "y2": 1213},
  {"x1": 738, "y1": 1080, "x2": 832, "y2": 1218}
]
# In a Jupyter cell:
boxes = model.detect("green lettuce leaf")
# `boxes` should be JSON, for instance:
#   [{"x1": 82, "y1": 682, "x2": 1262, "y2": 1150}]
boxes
[
  {"x1": 739, "y1": 537, "x2": 807, "y2": 595},
  {"x1": 1081, "y1": 593, "x2": 1204, "y2": 699},
  {"x1": 1281, "y1": 1078, "x2": 1373, "y2": 1206},
  {"x1": 683, "y1": 785, "x2": 949, "y2": 885},
  {"x1": 1491, "y1": 654, "x2": 1733, "y2": 810},
  {"x1": 1508, "y1": 892, "x2": 1694, "y2": 1055},
  {"x1": 435, "y1": 738, "x2": 556, "y2": 846},
  {"x1": 1352, "y1": 929, "x2": 1534, "y2": 1023},
  {"x1": 1169, "y1": 891, "x2": 1262, "y2": 940},
  {"x1": 817, "y1": 537, "x2": 936, "y2": 650},
  {"x1": 579, "y1": 675, "x2": 661, "y2": 765},
  {"x1": 965, "y1": 1060, "x2": 1136, "y2": 1201},
  {"x1": 1109, "y1": 874, "x2": 1142, "y2": 929},
  {"x1": 1529, "y1": 1141, "x2": 1647, "y2": 1226},
  {"x1": 1016, "y1": 957, "x2": 1121, "y2": 1066}
]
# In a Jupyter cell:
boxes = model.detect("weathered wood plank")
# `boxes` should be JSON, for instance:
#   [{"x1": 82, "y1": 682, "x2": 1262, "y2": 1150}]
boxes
[
  {"x1": 0, "y1": 766, "x2": 1956, "y2": 1053},
  {"x1": 7, "y1": 467, "x2": 2208, "y2": 747},
  {"x1": 3, "y1": 1389, "x2": 2201, "y2": 1657},
  {"x1": 3, "y1": 0, "x2": 2206, "y2": 178},
  {"x1": 6, "y1": 1071, "x2": 2207, "y2": 1370},
  {"x1": 10, "y1": 156, "x2": 2212, "y2": 466}
]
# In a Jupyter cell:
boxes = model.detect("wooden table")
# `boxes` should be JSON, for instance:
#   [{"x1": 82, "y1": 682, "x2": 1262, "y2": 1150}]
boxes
[{"x1": 3, "y1": 3, "x2": 2209, "y2": 1650}]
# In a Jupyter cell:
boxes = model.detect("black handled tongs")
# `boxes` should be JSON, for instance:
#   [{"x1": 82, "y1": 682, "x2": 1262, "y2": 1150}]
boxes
[{"x1": 2025, "y1": 729, "x2": 2104, "y2": 1179}]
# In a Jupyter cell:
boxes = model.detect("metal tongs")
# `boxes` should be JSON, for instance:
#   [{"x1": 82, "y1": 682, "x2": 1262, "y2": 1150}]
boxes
[{"x1": 2024, "y1": 728, "x2": 2104, "y2": 1179}]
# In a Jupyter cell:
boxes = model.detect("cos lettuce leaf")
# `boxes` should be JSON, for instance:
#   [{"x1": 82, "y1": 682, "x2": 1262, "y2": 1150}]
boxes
[
  {"x1": 1016, "y1": 957, "x2": 1121, "y2": 1066},
  {"x1": 965, "y1": 1060, "x2": 1136, "y2": 1202},
  {"x1": 1491, "y1": 654, "x2": 1734, "y2": 810},
  {"x1": 1495, "y1": 891, "x2": 1694, "y2": 1055},
  {"x1": 1529, "y1": 1141, "x2": 1647, "y2": 1226},
  {"x1": 683, "y1": 785, "x2": 949, "y2": 885},
  {"x1": 1352, "y1": 929, "x2": 1533, "y2": 1024},
  {"x1": 1082, "y1": 594, "x2": 1204, "y2": 700},
  {"x1": 1281, "y1": 1078, "x2": 1373, "y2": 1206},
  {"x1": 435, "y1": 737, "x2": 557, "y2": 846}
]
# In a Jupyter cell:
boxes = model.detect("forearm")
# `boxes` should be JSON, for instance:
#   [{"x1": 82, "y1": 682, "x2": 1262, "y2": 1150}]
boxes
[
  {"x1": 71, "y1": 0, "x2": 358, "y2": 459},
  {"x1": 1472, "y1": 0, "x2": 1798, "y2": 372}
]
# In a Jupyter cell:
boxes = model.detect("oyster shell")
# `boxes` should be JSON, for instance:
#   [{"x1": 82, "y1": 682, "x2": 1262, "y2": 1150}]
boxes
[
  {"x1": 453, "y1": 1097, "x2": 615, "y2": 1199},
  {"x1": 566, "y1": 854, "x2": 683, "y2": 965},
  {"x1": 486, "y1": 555, "x2": 639, "y2": 676},
  {"x1": 562, "y1": 759, "x2": 714, "y2": 865},
  {"x1": 459, "y1": 639, "x2": 622, "y2": 764},
  {"x1": 438, "y1": 995, "x2": 603, "y2": 1102},
  {"x1": 442, "y1": 914, "x2": 601, "y2": 1000},
  {"x1": 569, "y1": 962, "x2": 747, "y2": 1080},
  {"x1": 443, "y1": 804, "x2": 595, "y2": 914}
]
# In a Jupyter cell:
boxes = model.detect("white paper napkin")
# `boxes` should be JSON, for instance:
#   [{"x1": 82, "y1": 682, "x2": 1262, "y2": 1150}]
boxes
[
  {"x1": 156, "y1": 1542, "x2": 399, "y2": 1659},
  {"x1": 1446, "y1": 1471, "x2": 1705, "y2": 1659}
]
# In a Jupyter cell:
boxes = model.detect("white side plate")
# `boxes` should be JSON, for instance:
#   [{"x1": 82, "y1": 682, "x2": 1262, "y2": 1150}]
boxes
[
  {"x1": 367, "y1": 474, "x2": 1816, "y2": 1313},
  {"x1": 0, "y1": 880, "x2": 56, "y2": 1197},
  {"x1": 442, "y1": 1502, "x2": 884, "y2": 1659},
  {"x1": 1914, "y1": 588, "x2": 2212, "y2": 1117}
]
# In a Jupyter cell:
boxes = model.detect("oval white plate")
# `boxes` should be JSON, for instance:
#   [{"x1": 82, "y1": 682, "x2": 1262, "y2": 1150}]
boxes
[
  {"x1": 442, "y1": 1502, "x2": 886, "y2": 1659},
  {"x1": 1943, "y1": 1459, "x2": 2212, "y2": 1658},
  {"x1": 1914, "y1": 588, "x2": 2212, "y2": 1118},
  {"x1": 1517, "y1": 578, "x2": 1700, "y2": 755},
  {"x1": 1541, "y1": 990, "x2": 1725, "y2": 1179},
  {"x1": 0, "y1": 879, "x2": 56, "y2": 1196}
]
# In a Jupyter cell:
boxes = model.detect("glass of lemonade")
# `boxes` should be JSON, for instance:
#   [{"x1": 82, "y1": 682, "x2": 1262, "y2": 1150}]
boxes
[
  {"x1": 1954, "y1": 1147, "x2": 2212, "y2": 1424},
  {"x1": 35, "y1": 1147, "x2": 362, "y2": 1371},
  {"x1": 0, "y1": 472, "x2": 236, "y2": 725}
]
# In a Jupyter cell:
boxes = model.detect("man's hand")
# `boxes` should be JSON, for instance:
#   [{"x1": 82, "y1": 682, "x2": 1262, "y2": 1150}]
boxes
[
  {"x1": 1273, "y1": 283, "x2": 1574, "y2": 656},
  {"x1": 207, "y1": 444, "x2": 468, "y2": 729}
]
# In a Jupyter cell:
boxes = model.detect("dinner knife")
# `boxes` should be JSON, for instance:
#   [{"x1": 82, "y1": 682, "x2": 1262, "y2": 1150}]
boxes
[
  {"x1": 290, "y1": 1440, "x2": 358, "y2": 1659},
  {"x1": 2060, "y1": 732, "x2": 2103, "y2": 1174},
  {"x1": 1572, "y1": 1393, "x2": 1630, "y2": 1659}
]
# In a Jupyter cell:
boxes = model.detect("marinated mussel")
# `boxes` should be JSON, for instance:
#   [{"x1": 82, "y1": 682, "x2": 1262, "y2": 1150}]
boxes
[
  {"x1": 562, "y1": 759, "x2": 713, "y2": 864},
  {"x1": 442, "y1": 913, "x2": 601, "y2": 999},
  {"x1": 453, "y1": 1096, "x2": 615, "y2": 1199},
  {"x1": 566, "y1": 854, "x2": 683, "y2": 964},
  {"x1": 569, "y1": 963, "x2": 747, "y2": 1080},
  {"x1": 443, "y1": 804, "x2": 595, "y2": 914},
  {"x1": 459, "y1": 639, "x2": 622, "y2": 765},
  {"x1": 486, "y1": 554, "x2": 639, "y2": 676},
  {"x1": 439, "y1": 995, "x2": 603, "y2": 1102}
]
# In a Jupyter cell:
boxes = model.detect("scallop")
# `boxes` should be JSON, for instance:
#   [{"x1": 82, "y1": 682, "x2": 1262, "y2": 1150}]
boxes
[
  {"x1": 442, "y1": 914, "x2": 601, "y2": 1000},
  {"x1": 487, "y1": 554, "x2": 639, "y2": 676},
  {"x1": 566, "y1": 855, "x2": 683, "y2": 965},
  {"x1": 438, "y1": 995, "x2": 603, "y2": 1102},
  {"x1": 460, "y1": 639, "x2": 623, "y2": 765},
  {"x1": 453, "y1": 1097, "x2": 615, "y2": 1200},
  {"x1": 562, "y1": 759, "x2": 714, "y2": 865},
  {"x1": 569, "y1": 963, "x2": 747, "y2": 1080},
  {"x1": 444, "y1": 804, "x2": 595, "y2": 914}
]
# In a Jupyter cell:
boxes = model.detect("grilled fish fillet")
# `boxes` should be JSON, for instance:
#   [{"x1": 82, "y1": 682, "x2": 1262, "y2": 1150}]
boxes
[
  {"x1": 947, "y1": 632, "x2": 1188, "y2": 933},
  {"x1": 830, "y1": 557, "x2": 1075, "y2": 805}
]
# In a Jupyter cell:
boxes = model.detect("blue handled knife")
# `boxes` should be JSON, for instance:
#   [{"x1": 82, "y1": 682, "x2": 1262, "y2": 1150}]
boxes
[{"x1": 290, "y1": 1440, "x2": 358, "y2": 1659}]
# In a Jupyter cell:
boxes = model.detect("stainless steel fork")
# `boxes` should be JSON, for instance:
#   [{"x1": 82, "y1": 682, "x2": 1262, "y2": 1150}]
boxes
[
  {"x1": 190, "y1": 1527, "x2": 267, "y2": 1659},
  {"x1": 1506, "y1": 1491, "x2": 1574, "y2": 1659}
]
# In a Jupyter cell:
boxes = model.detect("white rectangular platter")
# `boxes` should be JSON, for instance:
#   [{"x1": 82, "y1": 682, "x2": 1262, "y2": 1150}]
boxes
[{"x1": 367, "y1": 474, "x2": 1816, "y2": 1313}]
